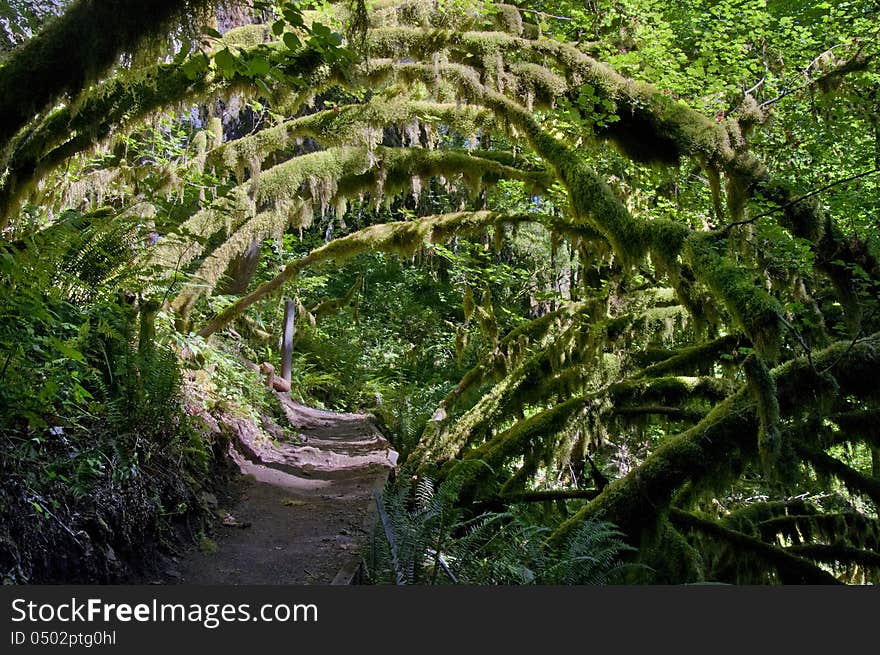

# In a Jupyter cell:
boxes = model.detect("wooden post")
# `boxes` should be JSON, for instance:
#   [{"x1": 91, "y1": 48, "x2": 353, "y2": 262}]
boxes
[{"x1": 280, "y1": 299, "x2": 295, "y2": 387}]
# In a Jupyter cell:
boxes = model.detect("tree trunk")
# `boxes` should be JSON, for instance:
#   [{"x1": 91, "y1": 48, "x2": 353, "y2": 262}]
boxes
[{"x1": 280, "y1": 299, "x2": 295, "y2": 386}]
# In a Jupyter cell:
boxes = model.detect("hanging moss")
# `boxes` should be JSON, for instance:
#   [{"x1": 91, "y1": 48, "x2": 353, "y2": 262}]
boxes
[
  {"x1": 152, "y1": 185, "x2": 255, "y2": 271},
  {"x1": 547, "y1": 332, "x2": 880, "y2": 547},
  {"x1": 171, "y1": 143, "x2": 555, "y2": 311},
  {"x1": 669, "y1": 509, "x2": 840, "y2": 584},
  {"x1": 474, "y1": 287, "x2": 500, "y2": 349},
  {"x1": 684, "y1": 234, "x2": 782, "y2": 359},
  {"x1": 633, "y1": 334, "x2": 742, "y2": 380},
  {"x1": 545, "y1": 40, "x2": 865, "y2": 287},
  {"x1": 743, "y1": 354, "x2": 782, "y2": 474},
  {"x1": 0, "y1": 38, "x2": 334, "y2": 225},
  {"x1": 412, "y1": 310, "x2": 597, "y2": 468},
  {"x1": 462, "y1": 285, "x2": 475, "y2": 322},
  {"x1": 831, "y1": 410, "x2": 880, "y2": 449},
  {"x1": 785, "y1": 544, "x2": 880, "y2": 572},
  {"x1": 758, "y1": 512, "x2": 880, "y2": 553},
  {"x1": 207, "y1": 98, "x2": 497, "y2": 180},
  {"x1": 309, "y1": 275, "x2": 363, "y2": 320},
  {"x1": 221, "y1": 23, "x2": 272, "y2": 48},
  {"x1": 0, "y1": 0, "x2": 215, "y2": 151},
  {"x1": 460, "y1": 396, "x2": 588, "y2": 472},
  {"x1": 364, "y1": 24, "x2": 866, "y2": 295},
  {"x1": 610, "y1": 375, "x2": 733, "y2": 407},
  {"x1": 415, "y1": 293, "x2": 713, "y2": 473},
  {"x1": 426, "y1": 300, "x2": 595, "y2": 425},
  {"x1": 171, "y1": 206, "x2": 294, "y2": 317},
  {"x1": 196, "y1": 210, "x2": 565, "y2": 338},
  {"x1": 507, "y1": 62, "x2": 567, "y2": 107},
  {"x1": 798, "y1": 445, "x2": 880, "y2": 510}
]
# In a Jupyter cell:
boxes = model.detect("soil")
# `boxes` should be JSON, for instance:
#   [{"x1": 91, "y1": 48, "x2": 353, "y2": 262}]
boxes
[{"x1": 153, "y1": 395, "x2": 398, "y2": 585}]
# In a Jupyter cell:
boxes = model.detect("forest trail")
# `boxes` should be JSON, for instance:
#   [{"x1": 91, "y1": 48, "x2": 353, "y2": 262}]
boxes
[{"x1": 162, "y1": 397, "x2": 398, "y2": 585}]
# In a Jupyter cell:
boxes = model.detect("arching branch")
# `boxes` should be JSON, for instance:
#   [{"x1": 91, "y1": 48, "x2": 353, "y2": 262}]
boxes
[{"x1": 0, "y1": 0, "x2": 217, "y2": 152}]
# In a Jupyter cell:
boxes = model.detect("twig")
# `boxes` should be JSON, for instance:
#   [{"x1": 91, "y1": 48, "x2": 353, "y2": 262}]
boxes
[
  {"x1": 719, "y1": 167, "x2": 880, "y2": 235},
  {"x1": 760, "y1": 44, "x2": 853, "y2": 108},
  {"x1": 778, "y1": 313, "x2": 815, "y2": 371},
  {"x1": 0, "y1": 348, "x2": 12, "y2": 383},
  {"x1": 28, "y1": 497, "x2": 85, "y2": 548},
  {"x1": 819, "y1": 328, "x2": 865, "y2": 376},
  {"x1": 743, "y1": 76, "x2": 767, "y2": 97},
  {"x1": 518, "y1": 8, "x2": 575, "y2": 22}
]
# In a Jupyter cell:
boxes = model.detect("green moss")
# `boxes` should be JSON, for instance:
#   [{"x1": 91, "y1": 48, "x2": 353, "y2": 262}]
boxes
[
  {"x1": 743, "y1": 354, "x2": 782, "y2": 474},
  {"x1": 798, "y1": 446, "x2": 880, "y2": 510},
  {"x1": 760, "y1": 180, "x2": 824, "y2": 243},
  {"x1": 495, "y1": 4, "x2": 524, "y2": 36},
  {"x1": 610, "y1": 375, "x2": 732, "y2": 407},
  {"x1": 634, "y1": 334, "x2": 742, "y2": 380},
  {"x1": 669, "y1": 509, "x2": 840, "y2": 584},
  {"x1": 462, "y1": 285, "x2": 475, "y2": 322},
  {"x1": 175, "y1": 143, "x2": 551, "y2": 310},
  {"x1": 554, "y1": 332, "x2": 880, "y2": 546},
  {"x1": 0, "y1": 0, "x2": 214, "y2": 150},
  {"x1": 221, "y1": 24, "x2": 271, "y2": 48},
  {"x1": 461, "y1": 396, "x2": 588, "y2": 471},
  {"x1": 1, "y1": 39, "x2": 331, "y2": 224},
  {"x1": 684, "y1": 234, "x2": 782, "y2": 359},
  {"x1": 197, "y1": 210, "x2": 559, "y2": 338},
  {"x1": 154, "y1": 186, "x2": 255, "y2": 272},
  {"x1": 758, "y1": 512, "x2": 880, "y2": 553}
]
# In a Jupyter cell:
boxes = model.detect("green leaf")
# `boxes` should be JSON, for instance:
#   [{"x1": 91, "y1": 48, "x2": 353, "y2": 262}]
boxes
[
  {"x1": 248, "y1": 56, "x2": 271, "y2": 77},
  {"x1": 282, "y1": 32, "x2": 301, "y2": 50},
  {"x1": 313, "y1": 22, "x2": 333, "y2": 39},
  {"x1": 214, "y1": 47, "x2": 237, "y2": 74},
  {"x1": 181, "y1": 53, "x2": 209, "y2": 80},
  {"x1": 283, "y1": 7, "x2": 304, "y2": 27},
  {"x1": 51, "y1": 338, "x2": 84, "y2": 362}
]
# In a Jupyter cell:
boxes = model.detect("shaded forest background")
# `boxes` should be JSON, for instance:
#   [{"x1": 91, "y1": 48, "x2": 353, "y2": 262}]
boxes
[{"x1": 1, "y1": 0, "x2": 879, "y2": 584}]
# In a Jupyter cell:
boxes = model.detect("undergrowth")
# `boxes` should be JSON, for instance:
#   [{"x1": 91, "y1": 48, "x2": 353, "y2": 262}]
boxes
[{"x1": 364, "y1": 462, "x2": 636, "y2": 585}]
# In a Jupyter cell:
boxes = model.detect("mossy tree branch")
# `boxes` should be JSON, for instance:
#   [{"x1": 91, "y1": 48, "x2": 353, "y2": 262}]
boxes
[
  {"x1": 0, "y1": 0, "x2": 217, "y2": 151},
  {"x1": 669, "y1": 509, "x2": 841, "y2": 584},
  {"x1": 195, "y1": 210, "x2": 560, "y2": 338},
  {"x1": 547, "y1": 332, "x2": 880, "y2": 547}
]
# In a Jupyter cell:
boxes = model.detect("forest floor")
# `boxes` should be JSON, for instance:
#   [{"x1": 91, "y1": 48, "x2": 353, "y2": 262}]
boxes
[{"x1": 152, "y1": 397, "x2": 398, "y2": 585}]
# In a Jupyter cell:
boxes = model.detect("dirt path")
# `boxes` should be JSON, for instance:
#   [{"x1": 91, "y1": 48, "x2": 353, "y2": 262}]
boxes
[{"x1": 161, "y1": 396, "x2": 397, "y2": 585}]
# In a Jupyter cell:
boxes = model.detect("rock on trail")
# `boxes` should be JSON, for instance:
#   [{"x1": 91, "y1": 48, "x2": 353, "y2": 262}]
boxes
[{"x1": 164, "y1": 396, "x2": 397, "y2": 585}]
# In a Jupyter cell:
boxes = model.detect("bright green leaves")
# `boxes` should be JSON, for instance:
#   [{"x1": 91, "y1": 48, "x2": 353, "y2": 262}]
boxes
[
  {"x1": 304, "y1": 21, "x2": 348, "y2": 65},
  {"x1": 202, "y1": 1, "x2": 349, "y2": 92},
  {"x1": 555, "y1": 82, "x2": 621, "y2": 139},
  {"x1": 181, "y1": 51, "x2": 210, "y2": 81},
  {"x1": 281, "y1": 2, "x2": 305, "y2": 29},
  {"x1": 248, "y1": 55, "x2": 271, "y2": 77},
  {"x1": 213, "y1": 47, "x2": 237, "y2": 75}
]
